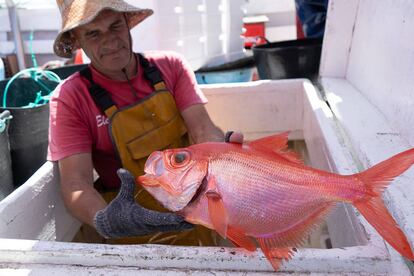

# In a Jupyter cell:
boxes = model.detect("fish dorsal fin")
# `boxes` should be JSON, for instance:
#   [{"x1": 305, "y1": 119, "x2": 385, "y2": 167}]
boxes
[
  {"x1": 248, "y1": 132, "x2": 303, "y2": 164},
  {"x1": 206, "y1": 176, "x2": 229, "y2": 238}
]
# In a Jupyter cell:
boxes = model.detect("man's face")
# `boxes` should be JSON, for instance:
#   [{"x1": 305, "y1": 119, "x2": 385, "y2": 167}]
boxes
[{"x1": 72, "y1": 10, "x2": 132, "y2": 74}]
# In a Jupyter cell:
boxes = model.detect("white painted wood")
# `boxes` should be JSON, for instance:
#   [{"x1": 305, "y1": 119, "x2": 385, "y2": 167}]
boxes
[
  {"x1": 0, "y1": 267, "x2": 309, "y2": 276},
  {"x1": 319, "y1": 0, "x2": 360, "y2": 78},
  {"x1": 0, "y1": 238, "x2": 398, "y2": 274},
  {"x1": 345, "y1": 0, "x2": 414, "y2": 148},
  {"x1": 318, "y1": 0, "x2": 414, "y2": 271},
  {"x1": 321, "y1": 77, "x2": 414, "y2": 255},
  {"x1": 320, "y1": 0, "x2": 414, "y2": 147},
  {"x1": 301, "y1": 80, "x2": 367, "y2": 248},
  {"x1": 0, "y1": 162, "x2": 80, "y2": 241}
]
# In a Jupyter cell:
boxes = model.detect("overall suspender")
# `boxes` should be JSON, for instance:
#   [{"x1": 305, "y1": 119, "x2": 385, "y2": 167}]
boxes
[{"x1": 79, "y1": 53, "x2": 167, "y2": 117}]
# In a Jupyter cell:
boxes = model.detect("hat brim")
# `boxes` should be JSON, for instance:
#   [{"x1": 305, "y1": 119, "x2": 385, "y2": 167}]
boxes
[{"x1": 54, "y1": 7, "x2": 153, "y2": 58}]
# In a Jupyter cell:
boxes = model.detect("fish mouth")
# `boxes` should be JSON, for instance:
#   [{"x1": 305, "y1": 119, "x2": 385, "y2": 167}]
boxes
[{"x1": 138, "y1": 174, "x2": 204, "y2": 212}]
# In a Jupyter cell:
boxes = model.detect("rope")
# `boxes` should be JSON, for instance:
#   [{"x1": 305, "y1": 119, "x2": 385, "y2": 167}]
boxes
[{"x1": 2, "y1": 68, "x2": 62, "y2": 108}]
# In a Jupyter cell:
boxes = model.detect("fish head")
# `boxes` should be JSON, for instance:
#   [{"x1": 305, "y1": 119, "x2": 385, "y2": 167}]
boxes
[{"x1": 137, "y1": 148, "x2": 208, "y2": 211}]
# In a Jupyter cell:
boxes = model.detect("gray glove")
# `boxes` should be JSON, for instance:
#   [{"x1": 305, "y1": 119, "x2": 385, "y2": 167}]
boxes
[{"x1": 94, "y1": 168, "x2": 193, "y2": 239}]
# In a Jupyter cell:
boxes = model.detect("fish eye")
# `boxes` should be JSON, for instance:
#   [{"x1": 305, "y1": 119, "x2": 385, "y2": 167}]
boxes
[
  {"x1": 174, "y1": 153, "x2": 187, "y2": 164},
  {"x1": 170, "y1": 151, "x2": 190, "y2": 167}
]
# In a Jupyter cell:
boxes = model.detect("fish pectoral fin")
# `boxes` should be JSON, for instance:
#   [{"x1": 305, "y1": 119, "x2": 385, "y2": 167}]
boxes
[
  {"x1": 207, "y1": 194, "x2": 229, "y2": 238},
  {"x1": 227, "y1": 226, "x2": 256, "y2": 252},
  {"x1": 206, "y1": 177, "x2": 229, "y2": 238},
  {"x1": 256, "y1": 241, "x2": 295, "y2": 271}
]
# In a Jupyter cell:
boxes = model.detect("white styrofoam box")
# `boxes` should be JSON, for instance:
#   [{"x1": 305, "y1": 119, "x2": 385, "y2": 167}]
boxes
[
  {"x1": 149, "y1": 0, "x2": 181, "y2": 16},
  {"x1": 206, "y1": 34, "x2": 224, "y2": 57},
  {"x1": 156, "y1": 15, "x2": 183, "y2": 40},
  {"x1": 244, "y1": 0, "x2": 295, "y2": 15},
  {"x1": 266, "y1": 25, "x2": 297, "y2": 42},
  {"x1": 206, "y1": 0, "x2": 222, "y2": 14},
  {"x1": 181, "y1": 0, "x2": 204, "y2": 14},
  {"x1": 229, "y1": 36, "x2": 244, "y2": 53},
  {"x1": 183, "y1": 36, "x2": 204, "y2": 60},
  {"x1": 130, "y1": 0, "x2": 245, "y2": 70},
  {"x1": 182, "y1": 15, "x2": 203, "y2": 36},
  {"x1": 205, "y1": 15, "x2": 222, "y2": 36}
]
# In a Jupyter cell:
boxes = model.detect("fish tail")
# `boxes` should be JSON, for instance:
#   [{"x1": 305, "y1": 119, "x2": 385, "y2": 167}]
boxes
[{"x1": 353, "y1": 148, "x2": 414, "y2": 260}]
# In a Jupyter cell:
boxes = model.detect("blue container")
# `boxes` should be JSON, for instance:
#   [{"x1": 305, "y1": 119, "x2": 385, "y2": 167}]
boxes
[
  {"x1": 196, "y1": 67, "x2": 254, "y2": 84},
  {"x1": 195, "y1": 56, "x2": 255, "y2": 84}
]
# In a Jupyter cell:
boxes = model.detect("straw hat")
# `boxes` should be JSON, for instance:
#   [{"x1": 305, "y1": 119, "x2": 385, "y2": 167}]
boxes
[{"x1": 54, "y1": 0, "x2": 153, "y2": 58}]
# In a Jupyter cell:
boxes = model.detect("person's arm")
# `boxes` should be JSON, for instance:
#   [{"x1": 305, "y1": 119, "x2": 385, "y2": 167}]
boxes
[
  {"x1": 181, "y1": 104, "x2": 224, "y2": 143},
  {"x1": 181, "y1": 104, "x2": 245, "y2": 144},
  {"x1": 59, "y1": 153, "x2": 107, "y2": 227}
]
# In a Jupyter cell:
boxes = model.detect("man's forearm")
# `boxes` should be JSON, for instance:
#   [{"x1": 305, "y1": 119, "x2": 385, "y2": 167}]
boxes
[
  {"x1": 61, "y1": 180, "x2": 107, "y2": 227},
  {"x1": 191, "y1": 124, "x2": 224, "y2": 144}
]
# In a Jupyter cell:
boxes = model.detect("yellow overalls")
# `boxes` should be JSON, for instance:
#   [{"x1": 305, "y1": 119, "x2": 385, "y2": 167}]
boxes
[{"x1": 75, "y1": 54, "x2": 217, "y2": 246}]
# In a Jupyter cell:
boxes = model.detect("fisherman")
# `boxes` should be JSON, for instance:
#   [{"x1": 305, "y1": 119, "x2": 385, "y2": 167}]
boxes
[
  {"x1": 48, "y1": 0, "x2": 242, "y2": 245},
  {"x1": 295, "y1": 0, "x2": 329, "y2": 38}
]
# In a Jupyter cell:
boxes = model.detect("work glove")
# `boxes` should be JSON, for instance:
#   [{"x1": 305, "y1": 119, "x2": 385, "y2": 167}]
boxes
[
  {"x1": 94, "y1": 169, "x2": 193, "y2": 239},
  {"x1": 225, "y1": 131, "x2": 244, "y2": 143}
]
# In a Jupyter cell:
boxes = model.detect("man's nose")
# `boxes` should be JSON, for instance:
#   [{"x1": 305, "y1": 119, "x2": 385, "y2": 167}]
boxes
[{"x1": 101, "y1": 31, "x2": 120, "y2": 48}]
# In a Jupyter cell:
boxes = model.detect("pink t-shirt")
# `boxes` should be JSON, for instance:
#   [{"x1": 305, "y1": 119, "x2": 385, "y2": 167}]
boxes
[{"x1": 48, "y1": 51, "x2": 207, "y2": 188}]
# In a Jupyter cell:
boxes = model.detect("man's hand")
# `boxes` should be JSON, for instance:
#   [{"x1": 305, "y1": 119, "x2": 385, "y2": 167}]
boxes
[
  {"x1": 225, "y1": 131, "x2": 244, "y2": 144},
  {"x1": 94, "y1": 169, "x2": 193, "y2": 239}
]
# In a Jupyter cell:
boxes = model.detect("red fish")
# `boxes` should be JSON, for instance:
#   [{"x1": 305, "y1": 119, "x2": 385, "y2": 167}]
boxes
[{"x1": 137, "y1": 132, "x2": 414, "y2": 271}]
